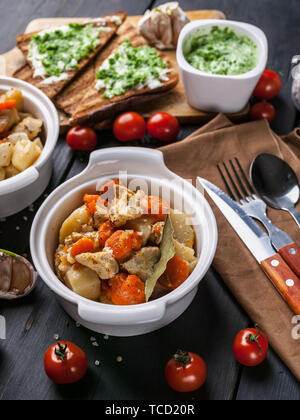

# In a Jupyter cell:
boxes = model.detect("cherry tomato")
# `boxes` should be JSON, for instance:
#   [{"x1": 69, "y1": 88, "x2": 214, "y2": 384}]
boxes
[
  {"x1": 44, "y1": 341, "x2": 88, "y2": 384},
  {"x1": 113, "y1": 112, "x2": 146, "y2": 142},
  {"x1": 233, "y1": 328, "x2": 269, "y2": 367},
  {"x1": 165, "y1": 350, "x2": 207, "y2": 392},
  {"x1": 67, "y1": 126, "x2": 98, "y2": 151},
  {"x1": 253, "y1": 70, "x2": 281, "y2": 100},
  {"x1": 249, "y1": 101, "x2": 276, "y2": 123},
  {"x1": 147, "y1": 112, "x2": 180, "y2": 142}
]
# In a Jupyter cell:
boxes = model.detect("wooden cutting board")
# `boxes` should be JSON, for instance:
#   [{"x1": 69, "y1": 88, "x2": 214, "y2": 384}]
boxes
[{"x1": 0, "y1": 10, "x2": 249, "y2": 132}]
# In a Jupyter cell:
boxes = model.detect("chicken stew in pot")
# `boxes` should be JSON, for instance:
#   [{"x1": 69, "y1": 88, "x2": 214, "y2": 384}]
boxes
[{"x1": 55, "y1": 179, "x2": 198, "y2": 305}]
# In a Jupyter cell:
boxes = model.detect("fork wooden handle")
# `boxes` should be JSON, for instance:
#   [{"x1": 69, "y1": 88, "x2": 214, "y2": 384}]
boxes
[
  {"x1": 261, "y1": 253, "x2": 300, "y2": 315},
  {"x1": 279, "y1": 243, "x2": 300, "y2": 277}
]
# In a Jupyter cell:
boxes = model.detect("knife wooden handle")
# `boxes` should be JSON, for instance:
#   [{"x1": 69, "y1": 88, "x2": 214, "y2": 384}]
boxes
[
  {"x1": 279, "y1": 242, "x2": 300, "y2": 277},
  {"x1": 261, "y1": 254, "x2": 300, "y2": 315}
]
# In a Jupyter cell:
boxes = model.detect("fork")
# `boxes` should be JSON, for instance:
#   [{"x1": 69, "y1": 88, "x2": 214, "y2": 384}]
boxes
[{"x1": 217, "y1": 157, "x2": 293, "y2": 253}]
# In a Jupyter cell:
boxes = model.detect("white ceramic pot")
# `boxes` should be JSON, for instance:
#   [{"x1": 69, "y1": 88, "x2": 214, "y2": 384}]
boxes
[
  {"x1": 0, "y1": 77, "x2": 59, "y2": 218},
  {"x1": 177, "y1": 20, "x2": 268, "y2": 114},
  {"x1": 30, "y1": 147, "x2": 218, "y2": 337}
]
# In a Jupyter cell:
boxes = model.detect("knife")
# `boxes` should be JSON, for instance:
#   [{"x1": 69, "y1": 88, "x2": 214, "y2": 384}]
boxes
[{"x1": 199, "y1": 177, "x2": 300, "y2": 315}]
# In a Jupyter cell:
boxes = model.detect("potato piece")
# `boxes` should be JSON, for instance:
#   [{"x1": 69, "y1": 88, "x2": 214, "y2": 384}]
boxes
[
  {"x1": 12, "y1": 116, "x2": 42, "y2": 140},
  {"x1": 0, "y1": 108, "x2": 20, "y2": 133},
  {"x1": 0, "y1": 142, "x2": 13, "y2": 167},
  {"x1": 5, "y1": 163, "x2": 20, "y2": 179},
  {"x1": 7, "y1": 132, "x2": 29, "y2": 145},
  {"x1": 65, "y1": 265, "x2": 101, "y2": 301},
  {"x1": 75, "y1": 251, "x2": 119, "y2": 280},
  {"x1": 33, "y1": 137, "x2": 43, "y2": 150},
  {"x1": 59, "y1": 205, "x2": 90, "y2": 243},
  {"x1": 170, "y1": 209, "x2": 195, "y2": 248},
  {"x1": 174, "y1": 239, "x2": 198, "y2": 273},
  {"x1": 5, "y1": 89, "x2": 23, "y2": 110},
  {"x1": 121, "y1": 247, "x2": 160, "y2": 281},
  {"x1": 12, "y1": 139, "x2": 41, "y2": 172},
  {"x1": 0, "y1": 167, "x2": 5, "y2": 181}
]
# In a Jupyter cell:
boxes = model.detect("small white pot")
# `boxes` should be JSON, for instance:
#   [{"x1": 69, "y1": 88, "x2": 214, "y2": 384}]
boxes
[
  {"x1": 0, "y1": 77, "x2": 59, "y2": 218},
  {"x1": 177, "y1": 20, "x2": 268, "y2": 114},
  {"x1": 30, "y1": 147, "x2": 218, "y2": 337}
]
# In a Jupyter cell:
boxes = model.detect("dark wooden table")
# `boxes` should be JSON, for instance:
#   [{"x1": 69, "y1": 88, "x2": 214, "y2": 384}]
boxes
[{"x1": 0, "y1": 0, "x2": 300, "y2": 401}]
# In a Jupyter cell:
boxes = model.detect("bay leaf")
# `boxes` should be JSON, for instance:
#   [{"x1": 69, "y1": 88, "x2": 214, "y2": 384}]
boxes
[{"x1": 145, "y1": 215, "x2": 175, "y2": 301}]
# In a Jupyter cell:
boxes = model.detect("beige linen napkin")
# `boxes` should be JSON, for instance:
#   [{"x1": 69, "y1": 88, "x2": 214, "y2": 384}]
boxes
[{"x1": 160, "y1": 114, "x2": 300, "y2": 381}]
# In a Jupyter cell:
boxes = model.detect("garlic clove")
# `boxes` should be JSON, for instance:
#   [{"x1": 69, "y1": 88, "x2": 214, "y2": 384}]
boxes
[{"x1": 0, "y1": 250, "x2": 36, "y2": 300}]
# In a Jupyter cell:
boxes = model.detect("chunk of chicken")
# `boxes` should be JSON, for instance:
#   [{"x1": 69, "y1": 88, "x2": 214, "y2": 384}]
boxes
[
  {"x1": 75, "y1": 250, "x2": 119, "y2": 280},
  {"x1": 121, "y1": 247, "x2": 161, "y2": 281},
  {"x1": 125, "y1": 216, "x2": 155, "y2": 246},
  {"x1": 0, "y1": 142, "x2": 13, "y2": 167},
  {"x1": 109, "y1": 186, "x2": 144, "y2": 227},
  {"x1": 65, "y1": 265, "x2": 101, "y2": 301},
  {"x1": 0, "y1": 108, "x2": 20, "y2": 133},
  {"x1": 149, "y1": 221, "x2": 165, "y2": 245},
  {"x1": 93, "y1": 205, "x2": 109, "y2": 228},
  {"x1": 12, "y1": 116, "x2": 42, "y2": 140}
]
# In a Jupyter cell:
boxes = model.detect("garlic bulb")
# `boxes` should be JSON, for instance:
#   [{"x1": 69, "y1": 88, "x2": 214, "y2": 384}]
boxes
[
  {"x1": 0, "y1": 250, "x2": 36, "y2": 299},
  {"x1": 138, "y1": 2, "x2": 190, "y2": 50}
]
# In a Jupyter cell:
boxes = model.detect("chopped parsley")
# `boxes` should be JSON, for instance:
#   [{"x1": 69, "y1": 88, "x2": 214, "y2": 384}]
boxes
[
  {"x1": 95, "y1": 40, "x2": 170, "y2": 98},
  {"x1": 184, "y1": 26, "x2": 258, "y2": 75},
  {"x1": 28, "y1": 23, "x2": 105, "y2": 80}
]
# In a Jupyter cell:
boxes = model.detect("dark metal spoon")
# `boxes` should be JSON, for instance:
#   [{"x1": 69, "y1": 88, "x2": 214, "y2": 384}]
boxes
[{"x1": 250, "y1": 153, "x2": 300, "y2": 228}]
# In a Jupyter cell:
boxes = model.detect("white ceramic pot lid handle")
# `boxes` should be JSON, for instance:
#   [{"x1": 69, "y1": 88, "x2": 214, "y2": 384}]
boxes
[
  {"x1": 0, "y1": 166, "x2": 39, "y2": 196},
  {"x1": 78, "y1": 301, "x2": 166, "y2": 325},
  {"x1": 85, "y1": 147, "x2": 166, "y2": 174}
]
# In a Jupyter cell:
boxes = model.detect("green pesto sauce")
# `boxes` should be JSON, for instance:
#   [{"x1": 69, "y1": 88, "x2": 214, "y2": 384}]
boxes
[
  {"x1": 28, "y1": 23, "x2": 105, "y2": 79},
  {"x1": 95, "y1": 40, "x2": 170, "y2": 99},
  {"x1": 184, "y1": 26, "x2": 258, "y2": 76}
]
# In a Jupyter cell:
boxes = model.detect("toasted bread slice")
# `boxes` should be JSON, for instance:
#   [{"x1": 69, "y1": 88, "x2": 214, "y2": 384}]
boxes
[
  {"x1": 14, "y1": 11, "x2": 127, "y2": 99},
  {"x1": 55, "y1": 23, "x2": 179, "y2": 125}
]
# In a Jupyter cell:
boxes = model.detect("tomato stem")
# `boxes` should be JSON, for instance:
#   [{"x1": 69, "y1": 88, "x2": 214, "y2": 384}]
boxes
[
  {"x1": 55, "y1": 342, "x2": 68, "y2": 360},
  {"x1": 246, "y1": 329, "x2": 262, "y2": 353},
  {"x1": 173, "y1": 350, "x2": 191, "y2": 367}
]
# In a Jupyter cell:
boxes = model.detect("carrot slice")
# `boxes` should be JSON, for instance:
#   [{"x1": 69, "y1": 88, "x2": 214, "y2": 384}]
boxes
[
  {"x1": 70, "y1": 238, "x2": 95, "y2": 258},
  {"x1": 83, "y1": 194, "x2": 100, "y2": 203},
  {"x1": 159, "y1": 255, "x2": 189, "y2": 290},
  {"x1": 98, "y1": 221, "x2": 115, "y2": 248},
  {"x1": 0, "y1": 100, "x2": 17, "y2": 111},
  {"x1": 83, "y1": 194, "x2": 101, "y2": 215},
  {"x1": 110, "y1": 274, "x2": 146, "y2": 305},
  {"x1": 142, "y1": 196, "x2": 170, "y2": 221},
  {"x1": 98, "y1": 178, "x2": 120, "y2": 195},
  {"x1": 105, "y1": 230, "x2": 133, "y2": 259}
]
